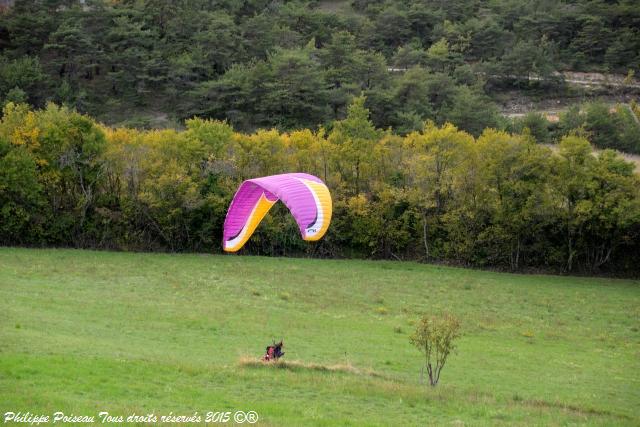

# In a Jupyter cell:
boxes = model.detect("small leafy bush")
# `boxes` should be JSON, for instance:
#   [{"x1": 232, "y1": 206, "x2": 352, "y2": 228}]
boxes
[{"x1": 410, "y1": 312, "x2": 461, "y2": 386}]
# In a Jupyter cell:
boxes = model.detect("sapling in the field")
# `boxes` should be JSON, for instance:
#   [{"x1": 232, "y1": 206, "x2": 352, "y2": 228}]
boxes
[{"x1": 410, "y1": 312, "x2": 461, "y2": 386}]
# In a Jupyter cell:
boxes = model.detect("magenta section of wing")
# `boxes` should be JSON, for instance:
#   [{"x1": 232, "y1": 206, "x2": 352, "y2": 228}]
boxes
[
  {"x1": 251, "y1": 173, "x2": 320, "y2": 230},
  {"x1": 223, "y1": 181, "x2": 277, "y2": 241},
  {"x1": 222, "y1": 173, "x2": 331, "y2": 252}
]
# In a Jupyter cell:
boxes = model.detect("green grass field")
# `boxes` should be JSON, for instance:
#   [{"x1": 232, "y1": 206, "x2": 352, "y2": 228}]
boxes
[{"x1": 1, "y1": 248, "x2": 639, "y2": 426}]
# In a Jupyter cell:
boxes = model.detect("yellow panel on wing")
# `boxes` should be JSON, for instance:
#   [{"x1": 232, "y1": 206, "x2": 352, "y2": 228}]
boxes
[
  {"x1": 224, "y1": 193, "x2": 276, "y2": 252},
  {"x1": 301, "y1": 179, "x2": 332, "y2": 241}
]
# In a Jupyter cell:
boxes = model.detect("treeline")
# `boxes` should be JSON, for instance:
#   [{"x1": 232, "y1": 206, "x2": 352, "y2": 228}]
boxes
[
  {"x1": 1, "y1": 100, "x2": 639, "y2": 275},
  {"x1": 510, "y1": 101, "x2": 640, "y2": 154},
  {"x1": 1, "y1": 0, "x2": 639, "y2": 133}
]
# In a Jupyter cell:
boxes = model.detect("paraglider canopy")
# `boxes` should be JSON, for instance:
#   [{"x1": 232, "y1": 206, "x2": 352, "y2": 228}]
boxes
[{"x1": 222, "y1": 173, "x2": 332, "y2": 252}]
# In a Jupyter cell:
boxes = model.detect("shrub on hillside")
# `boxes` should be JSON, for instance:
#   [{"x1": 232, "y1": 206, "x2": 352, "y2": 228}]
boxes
[{"x1": 410, "y1": 312, "x2": 461, "y2": 387}]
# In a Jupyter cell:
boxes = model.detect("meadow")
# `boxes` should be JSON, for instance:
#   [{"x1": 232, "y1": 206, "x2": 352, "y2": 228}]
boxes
[{"x1": 1, "y1": 248, "x2": 639, "y2": 426}]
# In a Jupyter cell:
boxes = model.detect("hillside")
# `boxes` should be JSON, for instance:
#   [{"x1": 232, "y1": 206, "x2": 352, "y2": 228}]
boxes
[
  {"x1": 1, "y1": 0, "x2": 639, "y2": 134},
  {"x1": 1, "y1": 248, "x2": 639, "y2": 425}
]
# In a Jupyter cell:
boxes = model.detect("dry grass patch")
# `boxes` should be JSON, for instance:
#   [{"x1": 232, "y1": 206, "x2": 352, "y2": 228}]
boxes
[{"x1": 237, "y1": 356, "x2": 387, "y2": 379}]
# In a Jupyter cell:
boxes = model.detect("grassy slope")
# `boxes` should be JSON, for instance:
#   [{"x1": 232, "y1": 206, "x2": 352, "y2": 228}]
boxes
[{"x1": 0, "y1": 248, "x2": 638, "y2": 426}]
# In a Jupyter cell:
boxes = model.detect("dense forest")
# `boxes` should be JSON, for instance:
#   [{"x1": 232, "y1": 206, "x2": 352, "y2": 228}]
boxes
[
  {"x1": 1, "y1": 0, "x2": 639, "y2": 137},
  {"x1": 1, "y1": 0, "x2": 640, "y2": 275},
  {"x1": 1, "y1": 99, "x2": 639, "y2": 274}
]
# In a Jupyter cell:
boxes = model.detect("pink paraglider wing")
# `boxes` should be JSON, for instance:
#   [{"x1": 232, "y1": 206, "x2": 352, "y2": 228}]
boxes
[{"x1": 223, "y1": 173, "x2": 332, "y2": 252}]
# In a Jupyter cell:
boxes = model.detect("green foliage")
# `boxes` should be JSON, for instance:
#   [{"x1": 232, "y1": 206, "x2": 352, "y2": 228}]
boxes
[
  {"x1": 425, "y1": 39, "x2": 462, "y2": 73},
  {"x1": 410, "y1": 312, "x2": 461, "y2": 386},
  {"x1": 556, "y1": 102, "x2": 640, "y2": 154},
  {"x1": 2, "y1": 0, "x2": 638, "y2": 131},
  {"x1": 440, "y1": 86, "x2": 501, "y2": 136},
  {"x1": 329, "y1": 96, "x2": 379, "y2": 193},
  {"x1": 0, "y1": 145, "x2": 42, "y2": 243},
  {"x1": 554, "y1": 135, "x2": 640, "y2": 271},
  {"x1": 0, "y1": 56, "x2": 44, "y2": 105},
  {"x1": 499, "y1": 37, "x2": 559, "y2": 86},
  {"x1": 185, "y1": 117, "x2": 234, "y2": 158},
  {"x1": 1, "y1": 99, "x2": 639, "y2": 274},
  {"x1": 3, "y1": 87, "x2": 27, "y2": 105},
  {"x1": 512, "y1": 113, "x2": 552, "y2": 145},
  {"x1": 260, "y1": 45, "x2": 331, "y2": 129},
  {"x1": 474, "y1": 130, "x2": 556, "y2": 269}
]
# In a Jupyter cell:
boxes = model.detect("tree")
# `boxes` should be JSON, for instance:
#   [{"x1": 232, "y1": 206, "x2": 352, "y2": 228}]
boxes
[
  {"x1": 403, "y1": 122, "x2": 473, "y2": 259},
  {"x1": 44, "y1": 18, "x2": 97, "y2": 82},
  {"x1": 605, "y1": 28, "x2": 640, "y2": 72},
  {"x1": 580, "y1": 150, "x2": 640, "y2": 271},
  {"x1": 512, "y1": 112, "x2": 551, "y2": 144},
  {"x1": 38, "y1": 104, "x2": 107, "y2": 245},
  {"x1": 583, "y1": 102, "x2": 622, "y2": 151},
  {"x1": 569, "y1": 15, "x2": 611, "y2": 68},
  {"x1": 188, "y1": 11, "x2": 243, "y2": 75},
  {"x1": 319, "y1": 31, "x2": 369, "y2": 118},
  {"x1": 410, "y1": 312, "x2": 461, "y2": 387},
  {"x1": 392, "y1": 41, "x2": 428, "y2": 69},
  {"x1": 184, "y1": 117, "x2": 234, "y2": 159},
  {"x1": 554, "y1": 135, "x2": 596, "y2": 272},
  {"x1": 104, "y1": 8, "x2": 154, "y2": 101},
  {"x1": 0, "y1": 102, "x2": 108, "y2": 245},
  {"x1": 188, "y1": 62, "x2": 256, "y2": 130},
  {"x1": 425, "y1": 38, "x2": 462, "y2": 73},
  {"x1": 365, "y1": 6, "x2": 412, "y2": 57},
  {"x1": 3, "y1": 0, "x2": 60, "y2": 56},
  {"x1": 390, "y1": 67, "x2": 434, "y2": 134},
  {"x1": 0, "y1": 56, "x2": 45, "y2": 106},
  {"x1": 500, "y1": 38, "x2": 559, "y2": 87},
  {"x1": 463, "y1": 16, "x2": 509, "y2": 61},
  {"x1": 241, "y1": 13, "x2": 301, "y2": 60},
  {"x1": 440, "y1": 86, "x2": 501, "y2": 136},
  {"x1": 475, "y1": 130, "x2": 555, "y2": 269},
  {"x1": 259, "y1": 45, "x2": 331, "y2": 129},
  {"x1": 0, "y1": 139, "x2": 43, "y2": 244},
  {"x1": 329, "y1": 95, "x2": 379, "y2": 194}
]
